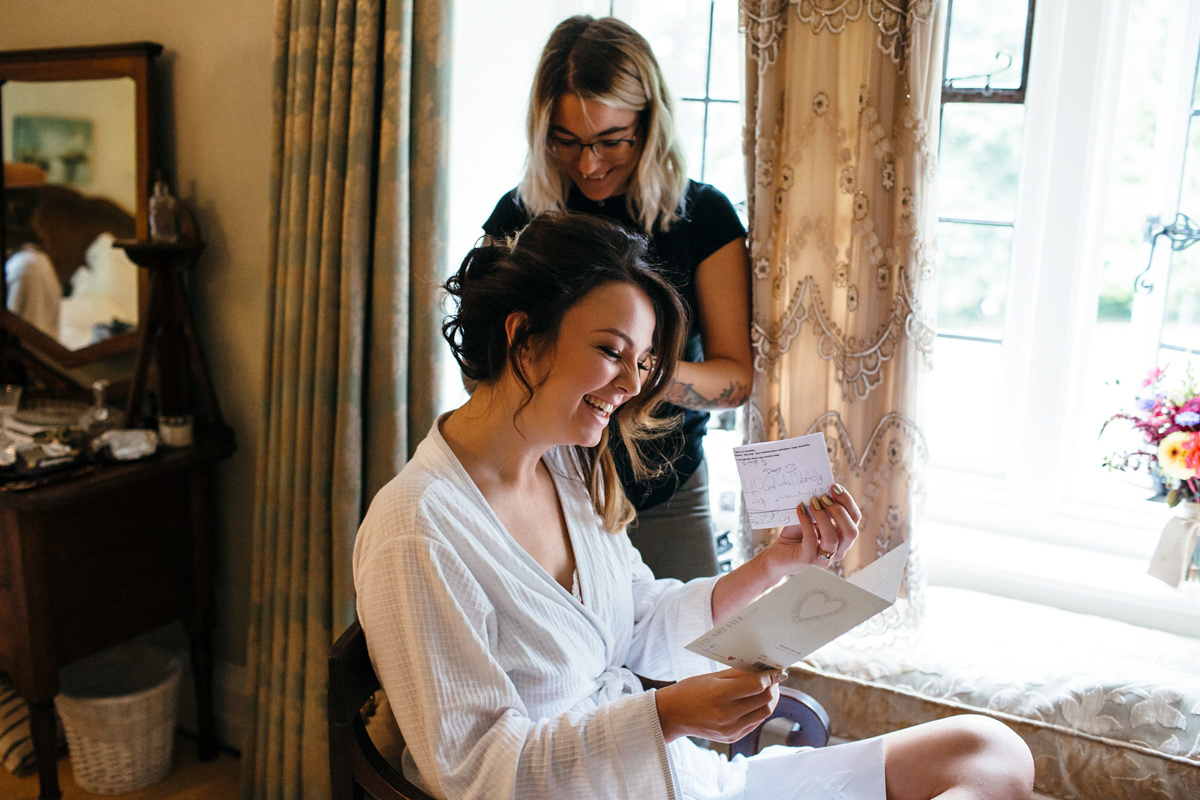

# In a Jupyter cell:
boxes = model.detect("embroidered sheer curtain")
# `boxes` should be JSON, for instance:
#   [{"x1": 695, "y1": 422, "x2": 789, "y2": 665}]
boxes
[
  {"x1": 740, "y1": 0, "x2": 943, "y2": 633},
  {"x1": 241, "y1": 0, "x2": 450, "y2": 797}
]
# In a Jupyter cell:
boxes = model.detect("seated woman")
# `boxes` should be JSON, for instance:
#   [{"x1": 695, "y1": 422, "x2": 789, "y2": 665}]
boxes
[{"x1": 353, "y1": 212, "x2": 1034, "y2": 800}]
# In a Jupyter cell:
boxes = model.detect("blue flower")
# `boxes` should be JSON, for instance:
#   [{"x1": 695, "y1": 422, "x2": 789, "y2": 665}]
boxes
[
  {"x1": 1137, "y1": 396, "x2": 1160, "y2": 412},
  {"x1": 1174, "y1": 410, "x2": 1200, "y2": 427}
]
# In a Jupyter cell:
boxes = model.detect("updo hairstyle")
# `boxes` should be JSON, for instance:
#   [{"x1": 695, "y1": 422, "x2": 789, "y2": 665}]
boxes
[{"x1": 442, "y1": 212, "x2": 686, "y2": 532}]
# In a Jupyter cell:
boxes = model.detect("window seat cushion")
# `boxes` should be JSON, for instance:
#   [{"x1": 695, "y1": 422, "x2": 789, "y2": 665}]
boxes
[{"x1": 785, "y1": 586, "x2": 1200, "y2": 800}]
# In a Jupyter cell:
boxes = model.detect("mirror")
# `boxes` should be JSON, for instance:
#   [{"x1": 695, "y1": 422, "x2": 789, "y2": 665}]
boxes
[{"x1": 0, "y1": 42, "x2": 160, "y2": 368}]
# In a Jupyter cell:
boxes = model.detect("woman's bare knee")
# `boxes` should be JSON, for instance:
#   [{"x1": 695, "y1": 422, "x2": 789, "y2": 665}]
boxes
[{"x1": 882, "y1": 714, "x2": 1033, "y2": 800}]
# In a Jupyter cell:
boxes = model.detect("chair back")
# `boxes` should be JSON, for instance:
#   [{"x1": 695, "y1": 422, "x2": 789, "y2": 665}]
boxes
[
  {"x1": 728, "y1": 686, "x2": 831, "y2": 758},
  {"x1": 328, "y1": 620, "x2": 435, "y2": 800}
]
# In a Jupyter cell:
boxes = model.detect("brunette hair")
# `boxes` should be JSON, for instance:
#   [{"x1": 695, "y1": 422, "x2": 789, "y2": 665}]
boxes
[
  {"x1": 518, "y1": 15, "x2": 689, "y2": 234},
  {"x1": 443, "y1": 212, "x2": 686, "y2": 532}
]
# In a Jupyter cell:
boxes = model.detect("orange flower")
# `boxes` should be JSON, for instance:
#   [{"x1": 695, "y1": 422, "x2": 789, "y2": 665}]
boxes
[{"x1": 1158, "y1": 431, "x2": 1200, "y2": 479}]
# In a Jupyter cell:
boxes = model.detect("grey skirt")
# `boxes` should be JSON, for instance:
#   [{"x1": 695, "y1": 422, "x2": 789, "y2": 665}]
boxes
[{"x1": 626, "y1": 460, "x2": 719, "y2": 581}]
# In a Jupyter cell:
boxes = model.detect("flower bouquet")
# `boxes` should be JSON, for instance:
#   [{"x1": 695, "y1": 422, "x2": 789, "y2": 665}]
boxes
[{"x1": 1102, "y1": 365, "x2": 1200, "y2": 507}]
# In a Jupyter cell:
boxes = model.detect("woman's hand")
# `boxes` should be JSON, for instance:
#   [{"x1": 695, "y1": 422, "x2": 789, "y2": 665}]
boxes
[
  {"x1": 709, "y1": 485, "x2": 862, "y2": 626},
  {"x1": 654, "y1": 669, "x2": 783, "y2": 743},
  {"x1": 761, "y1": 485, "x2": 862, "y2": 583}
]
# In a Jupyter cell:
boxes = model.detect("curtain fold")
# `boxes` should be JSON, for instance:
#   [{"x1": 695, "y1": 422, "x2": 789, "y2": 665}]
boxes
[
  {"x1": 242, "y1": 0, "x2": 449, "y2": 796},
  {"x1": 740, "y1": 0, "x2": 943, "y2": 636}
]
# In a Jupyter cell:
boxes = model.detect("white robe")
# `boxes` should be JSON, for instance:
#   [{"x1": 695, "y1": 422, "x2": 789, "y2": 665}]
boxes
[
  {"x1": 354, "y1": 420, "x2": 884, "y2": 800},
  {"x1": 5, "y1": 246, "x2": 61, "y2": 338}
]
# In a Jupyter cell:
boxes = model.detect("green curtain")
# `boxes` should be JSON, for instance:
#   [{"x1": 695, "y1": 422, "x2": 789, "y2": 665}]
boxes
[{"x1": 241, "y1": 0, "x2": 449, "y2": 796}]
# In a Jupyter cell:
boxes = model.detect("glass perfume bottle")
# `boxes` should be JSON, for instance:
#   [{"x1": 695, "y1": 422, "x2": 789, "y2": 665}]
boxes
[
  {"x1": 78, "y1": 379, "x2": 114, "y2": 435},
  {"x1": 149, "y1": 172, "x2": 179, "y2": 243}
]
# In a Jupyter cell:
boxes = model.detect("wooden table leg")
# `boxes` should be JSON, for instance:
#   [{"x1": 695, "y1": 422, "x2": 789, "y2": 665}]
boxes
[
  {"x1": 185, "y1": 467, "x2": 218, "y2": 761},
  {"x1": 188, "y1": 633, "x2": 218, "y2": 760},
  {"x1": 28, "y1": 698, "x2": 61, "y2": 800}
]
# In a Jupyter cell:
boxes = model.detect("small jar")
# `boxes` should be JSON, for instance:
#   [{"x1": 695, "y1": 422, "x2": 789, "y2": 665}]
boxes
[{"x1": 157, "y1": 414, "x2": 194, "y2": 447}]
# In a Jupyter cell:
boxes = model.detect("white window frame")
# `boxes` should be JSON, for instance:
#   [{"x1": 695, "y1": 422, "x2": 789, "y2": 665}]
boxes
[{"x1": 926, "y1": 0, "x2": 1200, "y2": 638}]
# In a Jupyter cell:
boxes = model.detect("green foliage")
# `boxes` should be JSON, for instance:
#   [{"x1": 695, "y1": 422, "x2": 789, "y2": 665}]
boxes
[{"x1": 1097, "y1": 291, "x2": 1133, "y2": 321}]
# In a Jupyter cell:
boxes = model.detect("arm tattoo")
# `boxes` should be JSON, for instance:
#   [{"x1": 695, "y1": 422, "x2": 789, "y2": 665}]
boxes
[{"x1": 670, "y1": 380, "x2": 751, "y2": 410}]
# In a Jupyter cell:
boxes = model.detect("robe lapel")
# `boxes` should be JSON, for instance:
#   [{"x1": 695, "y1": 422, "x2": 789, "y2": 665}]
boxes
[{"x1": 547, "y1": 458, "x2": 620, "y2": 665}]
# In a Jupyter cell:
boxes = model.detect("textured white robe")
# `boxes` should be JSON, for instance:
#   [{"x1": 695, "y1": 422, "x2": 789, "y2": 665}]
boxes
[
  {"x1": 354, "y1": 420, "x2": 883, "y2": 800},
  {"x1": 5, "y1": 246, "x2": 61, "y2": 337}
]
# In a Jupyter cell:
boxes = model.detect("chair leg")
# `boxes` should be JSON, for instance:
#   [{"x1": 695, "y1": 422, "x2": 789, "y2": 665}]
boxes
[{"x1": 330, "y1": 726, "x2": 363, "y2": 800}]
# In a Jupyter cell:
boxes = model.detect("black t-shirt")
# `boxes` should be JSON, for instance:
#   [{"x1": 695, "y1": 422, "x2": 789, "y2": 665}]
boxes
[{"x1": 482, "y1": 180, "x2": 747, "y2": 510}]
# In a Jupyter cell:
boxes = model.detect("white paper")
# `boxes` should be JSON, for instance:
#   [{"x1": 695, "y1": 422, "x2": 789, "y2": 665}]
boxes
[
  {"x1": 686, "y1": 542, "x2": 909, "y2": 672},
  {"x1": 744, "y1": 737, "x2": 884, "y2": 800},
  {"x1": 734, "y1": 433, "x2": 835, "y2": 529}
]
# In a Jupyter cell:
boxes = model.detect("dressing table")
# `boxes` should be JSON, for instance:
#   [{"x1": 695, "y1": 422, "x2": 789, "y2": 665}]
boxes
[
  {"x1": 0, "y1": 434, "x2": 232, "y2": 800},
  {"x1": 0, "y1": 43, "x2": 233, "y2": 800}
]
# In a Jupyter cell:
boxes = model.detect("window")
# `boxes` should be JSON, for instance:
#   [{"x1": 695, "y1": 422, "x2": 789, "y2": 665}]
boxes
[
  {"x1": 926, "y1": 0, "x2": 1200, "y2": 636},
  {"x1": 928, "y1": 0, "x2": 1034, "y2": 480}
]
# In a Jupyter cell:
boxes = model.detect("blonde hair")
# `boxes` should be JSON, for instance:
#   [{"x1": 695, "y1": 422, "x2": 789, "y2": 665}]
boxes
[{"x1": 518, "y1": 16, "x2": 689, "y2": 235}]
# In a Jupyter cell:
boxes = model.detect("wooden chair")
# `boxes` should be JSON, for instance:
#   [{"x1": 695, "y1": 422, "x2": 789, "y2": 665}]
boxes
[
  {"x1": 329, "y1": 620, "x2": 425, "y2": 800},
  {"x1": 329, "y1": 620, "x2": 830, "y2": 800}
]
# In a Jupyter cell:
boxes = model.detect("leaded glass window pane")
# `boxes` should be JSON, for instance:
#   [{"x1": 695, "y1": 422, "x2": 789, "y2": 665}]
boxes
[
  {"x1": 616, "y1": 0, "x2": 712, "y2": 99},
  {"x1": 708, "y1": 0, "x2": 742, "y2": 101},
  {"x1": 937, "y1": 103, "x2": 1024, "y2": 223},
  {"x1": 944, "y1": 0, "x2": 1031, "y2": 91},
  {"x1": 936, "y1": 221, "x2": 1013, "y2": 339},
  {"x1": 704, "y1": 101, "x2": 745, "y2": 206}
]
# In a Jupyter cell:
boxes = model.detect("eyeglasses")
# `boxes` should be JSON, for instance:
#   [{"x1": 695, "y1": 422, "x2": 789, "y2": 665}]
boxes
[{"x1": 547, "y1": 133, "x2": 638, "y2": 161}]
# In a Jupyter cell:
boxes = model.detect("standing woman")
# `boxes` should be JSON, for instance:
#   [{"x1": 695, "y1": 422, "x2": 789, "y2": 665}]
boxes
[{"x1": 484, "y1": 15, "x2": 752, "y2": 581}]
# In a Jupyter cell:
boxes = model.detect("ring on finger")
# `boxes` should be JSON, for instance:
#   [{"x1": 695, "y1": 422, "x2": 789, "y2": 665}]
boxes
[{"x1": 818, "y1": 549, "x2": 835, "y2": 560}]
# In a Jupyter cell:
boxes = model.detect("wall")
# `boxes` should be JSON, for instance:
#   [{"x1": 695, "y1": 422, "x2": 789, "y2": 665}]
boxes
[{"x1": 1, "y1": 0, "x2": 274, "y2": 702}]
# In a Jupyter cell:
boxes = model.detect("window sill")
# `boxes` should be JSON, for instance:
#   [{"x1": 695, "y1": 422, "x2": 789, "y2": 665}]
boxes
[
  {"x1": 924, "y1": 467, "x2": 1169, "y2": 560},
  {"x1": 790, "y1": 585, "x2": 1200, "y2": 800},
  {"x1": 922, "y1": 520, "x2": 1200, "y2": 640}
]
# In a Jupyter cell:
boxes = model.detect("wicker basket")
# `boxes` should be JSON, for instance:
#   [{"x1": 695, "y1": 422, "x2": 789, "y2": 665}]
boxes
[{"x1": 55, "y1": 645, "x2": 182, "y2": 794}]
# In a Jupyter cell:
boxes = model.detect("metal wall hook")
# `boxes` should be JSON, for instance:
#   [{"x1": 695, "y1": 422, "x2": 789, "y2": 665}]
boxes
[{"x1": 1134, "y1": 213, "x2": 1200, "y2": 294}]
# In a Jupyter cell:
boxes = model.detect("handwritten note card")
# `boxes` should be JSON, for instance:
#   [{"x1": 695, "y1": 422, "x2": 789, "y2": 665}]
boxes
[
  {"x1": 734, "y1": 433, "x2": 834, "y2": 529},
  {"x1": 685, "y1": 542, "x2": 909, "y2": 672}
]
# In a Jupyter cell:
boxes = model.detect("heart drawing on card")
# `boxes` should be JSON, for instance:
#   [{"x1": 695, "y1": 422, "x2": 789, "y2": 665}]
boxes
[{"x1": 791, "y1": 591, "x2": 846, "y2": 624}]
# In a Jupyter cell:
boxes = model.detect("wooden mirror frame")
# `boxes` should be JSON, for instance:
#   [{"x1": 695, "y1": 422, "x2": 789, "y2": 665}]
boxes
[{"x1": 0, "y1": 41, "x2": 161, "y2": 368}]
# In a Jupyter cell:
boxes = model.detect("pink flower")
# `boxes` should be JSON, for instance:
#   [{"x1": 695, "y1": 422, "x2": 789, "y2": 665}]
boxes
[
  {"x1": 1105, "y1": 366, "x2": 1200, "y2": 501},
  {"x1": 1143, "y1": 365, "x2": 1168, "y2": 388}
]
